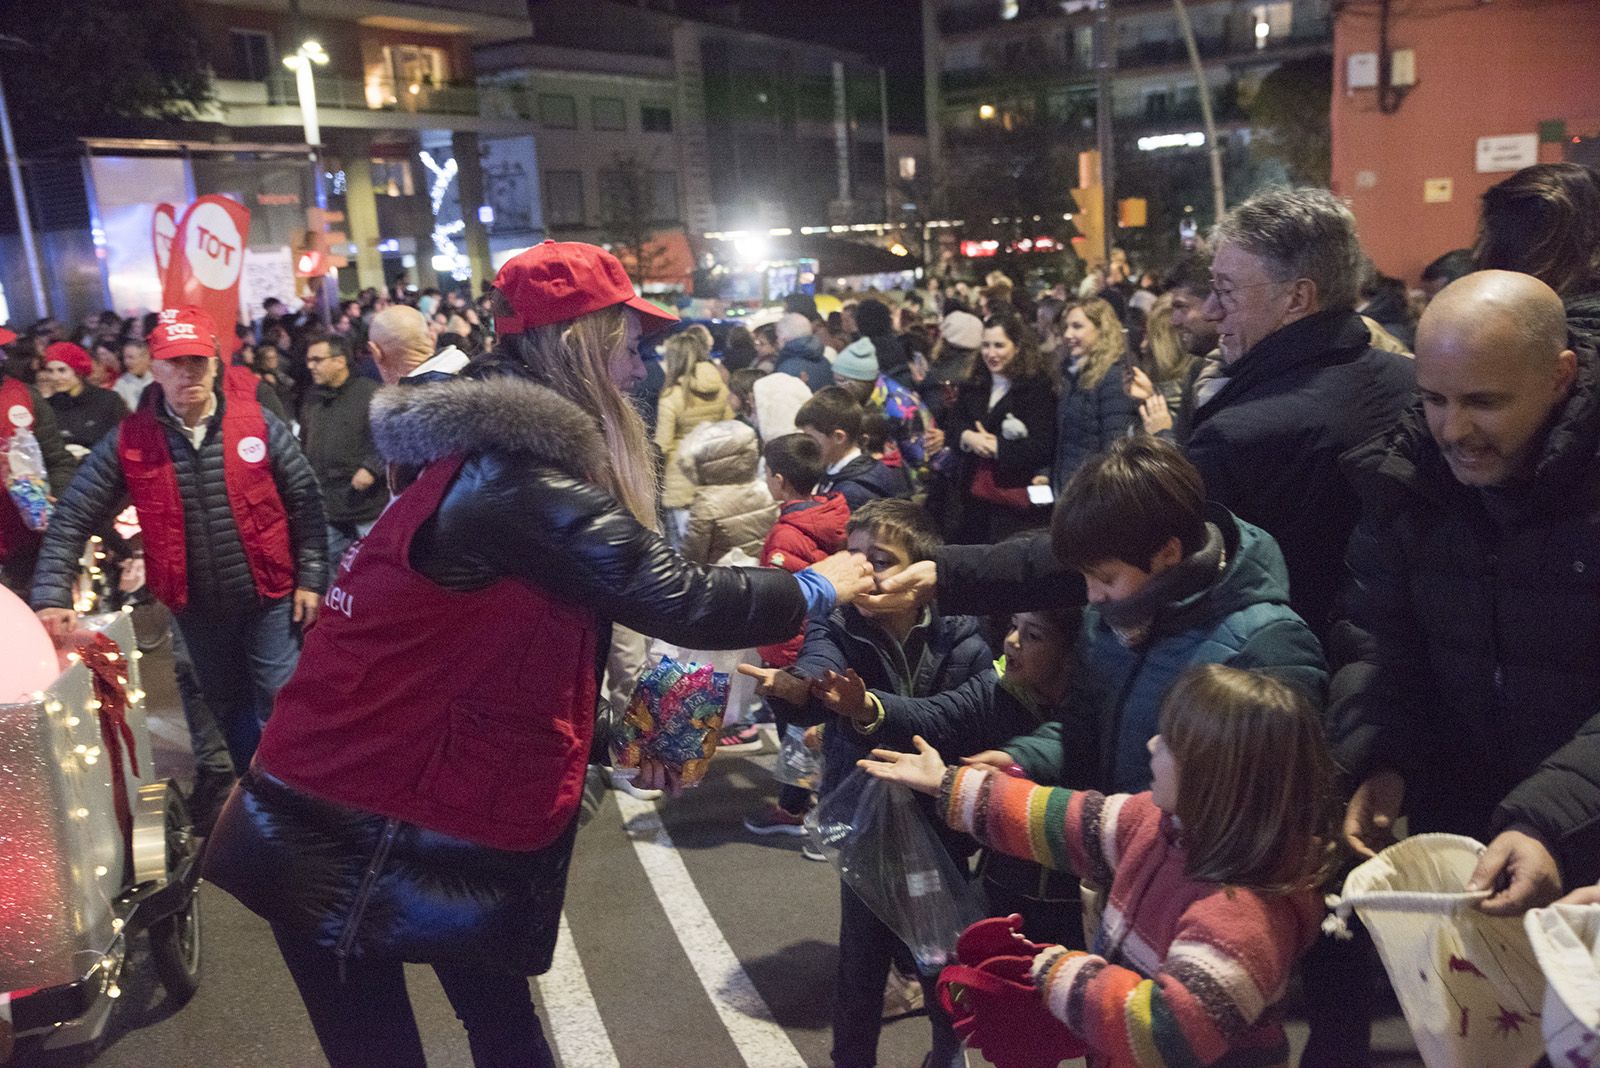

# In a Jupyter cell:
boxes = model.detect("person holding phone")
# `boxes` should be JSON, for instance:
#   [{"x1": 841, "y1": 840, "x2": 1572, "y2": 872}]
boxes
[
  {"x1": 1048, "y1": 298, "x2": 1138, "y2": 492},
  {"x1": 929, "y1": 314, "x2": 1057, "y2": 544}
]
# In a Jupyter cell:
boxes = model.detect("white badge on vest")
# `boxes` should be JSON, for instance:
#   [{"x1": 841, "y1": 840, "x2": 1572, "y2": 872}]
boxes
[
  {"x1": 237, "y1": 436, "x2": 266, "y2": 464},
  {"x1": 8, "y1": 404, "x2": 32, "y2": 428}
]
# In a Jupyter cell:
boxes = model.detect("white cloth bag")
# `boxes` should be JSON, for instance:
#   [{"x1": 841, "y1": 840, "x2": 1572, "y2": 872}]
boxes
[
  {"x1": 1525, "y1": 901, "x2": 1600, "y2": 1068},
  {"x1": 1330, "y1": 834, "x2": 1546, "y2": 1068}
]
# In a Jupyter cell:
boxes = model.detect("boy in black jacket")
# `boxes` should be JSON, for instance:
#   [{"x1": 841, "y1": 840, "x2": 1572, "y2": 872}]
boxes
[
  {"x1": 796, "y1": 387, "x2": 911, "y2": 510},
  {"x1": 741, "y1": 499, "x2": 987, "y2": 1068}
]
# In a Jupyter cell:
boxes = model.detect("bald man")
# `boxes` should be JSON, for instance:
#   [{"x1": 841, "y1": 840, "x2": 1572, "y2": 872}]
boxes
[
  {"x1": 366, "y1": 305, "x2": 468, "y2": 385},
  {"x1": 1330, "y1": 269, "x2": 1598, "y2": 915}
]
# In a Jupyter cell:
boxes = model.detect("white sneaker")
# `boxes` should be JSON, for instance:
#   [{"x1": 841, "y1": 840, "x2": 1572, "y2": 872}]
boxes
[{"x1": 610, "y1": 769, "x2": 663, "y2": 801}]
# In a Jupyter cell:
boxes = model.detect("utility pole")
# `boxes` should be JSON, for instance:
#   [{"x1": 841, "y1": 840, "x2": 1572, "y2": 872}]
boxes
[
  {"x1": 0, "y1": 36, "x2": 47, "y2": 320},
  {"x1": 1171, "y1": 0, "x2": 1226, "y2": 223},
  {"x1": 1094, "y1": 0, "x2": 1116, "y2": 267}
]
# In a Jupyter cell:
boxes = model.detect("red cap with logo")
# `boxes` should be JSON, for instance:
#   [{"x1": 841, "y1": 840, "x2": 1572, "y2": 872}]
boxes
[
  {"x1": 148, "y1": 307, "x2": 219, "y2": 360},
  {"x1": 492, "y1": 240, "x2": 678, "y2": 336},
  {"x1": 44, "y1": 342, "x2": 94, "y2": 379}
]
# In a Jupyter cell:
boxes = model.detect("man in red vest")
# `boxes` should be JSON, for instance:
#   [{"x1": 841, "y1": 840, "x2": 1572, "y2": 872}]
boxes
[
  {"x1": 31, "y1": 308, "x2": 328, "y2": 774},
  {"x1": 0, "y1": 325, "x2": 76, "y2": 596}
]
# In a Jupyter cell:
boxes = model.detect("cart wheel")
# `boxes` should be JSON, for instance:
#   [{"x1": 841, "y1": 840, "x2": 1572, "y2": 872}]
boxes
[{"x1": 148, "y1": 786, "x2": 201, "y2": 1004}]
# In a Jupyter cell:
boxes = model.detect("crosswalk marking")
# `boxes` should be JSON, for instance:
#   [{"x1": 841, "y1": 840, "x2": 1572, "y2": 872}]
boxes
[
  {"x1": 614, "y1": 792, "x2": 809, "y2": 1068},
  {"x1": 536, "y1": 914, "x2": 622, "y2": 1068}
]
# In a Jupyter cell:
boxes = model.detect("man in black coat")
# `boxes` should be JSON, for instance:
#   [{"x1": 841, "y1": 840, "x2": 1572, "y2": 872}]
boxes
[
  {"x1": 1188, "y1": 187, "x2": 1415, "y2": 639},
  {"x1": 299, "y1": 335, "x2": 384, "y2": 562},
  {"x1": 1333, "y1": 270, "x2": 1600, "y2": 913}
]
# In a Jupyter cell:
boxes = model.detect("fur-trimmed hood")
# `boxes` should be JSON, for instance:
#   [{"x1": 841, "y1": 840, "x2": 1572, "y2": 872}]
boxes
[{"x1": 370, "y1": 375, "x2": 609, "y2": 484}]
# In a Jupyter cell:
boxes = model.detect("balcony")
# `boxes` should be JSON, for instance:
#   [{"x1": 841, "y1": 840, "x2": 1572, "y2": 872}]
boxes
[{"x1": 263, "y1": 71, "x2": 481, "y2": 117}]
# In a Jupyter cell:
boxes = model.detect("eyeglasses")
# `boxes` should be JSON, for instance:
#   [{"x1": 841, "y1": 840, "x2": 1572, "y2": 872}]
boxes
[{"x1": 1207, "y1": 278, "x2": 1292, "y2": 310}]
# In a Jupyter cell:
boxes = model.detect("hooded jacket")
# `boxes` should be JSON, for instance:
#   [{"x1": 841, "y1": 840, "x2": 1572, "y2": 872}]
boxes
[
  {"x1": 757, "y1": 492, "x2": 851, "y2": 666},
  {"x1": 657, "y1": 361, "x2": 734, "y2": 508},
  {"x1": 774, "y1": 334, "x2": 835, "y2": 392},
  {"x1": 1328, "y1": 344, "x2": 1600, "y2": 886},
  {"x1": 1005, "y1": 507, "x2": 1327, "y2": 793},
  {"x1": 678, "y1": 419, "x2": 778, "y2": 565},
  {"x1": 203, "y1": 369, "x2": 808, "y2": 974}
]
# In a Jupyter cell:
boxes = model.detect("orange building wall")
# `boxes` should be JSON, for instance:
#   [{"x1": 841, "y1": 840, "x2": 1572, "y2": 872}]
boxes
[{"x1": 1330, "y1": 0, "x2": 1600, "y2": 286}]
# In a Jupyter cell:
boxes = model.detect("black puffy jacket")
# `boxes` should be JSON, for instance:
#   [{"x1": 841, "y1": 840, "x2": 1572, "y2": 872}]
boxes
[
  {"x1": 31, "y1": 386, "x2": 327, "y2": 612},
  {"x1": 1328, "y1": 345, "x2": 1600, "y2": 887},
  {"x1": 206, "y1": 365, "x2": 809, "y2": 974}
]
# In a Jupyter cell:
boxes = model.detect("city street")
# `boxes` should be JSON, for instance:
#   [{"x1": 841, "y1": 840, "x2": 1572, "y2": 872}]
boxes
[{"x1": 9, "y1": 640, "x2": 1423, "y2": 1068}]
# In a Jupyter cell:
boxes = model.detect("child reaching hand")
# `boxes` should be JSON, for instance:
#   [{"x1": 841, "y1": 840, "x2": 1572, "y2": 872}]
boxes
[{"x1": 859, "y1": 664, "x2": 1339, "y2": 1068}]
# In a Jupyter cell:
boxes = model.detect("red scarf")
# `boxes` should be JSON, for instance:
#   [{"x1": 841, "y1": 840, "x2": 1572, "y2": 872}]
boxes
[
  {"x1": 0, "y1": 376, "x2": 39, "y2": 559},
  {"x1": 117, "y1": 375, "x2": 294, "y2": 612}
]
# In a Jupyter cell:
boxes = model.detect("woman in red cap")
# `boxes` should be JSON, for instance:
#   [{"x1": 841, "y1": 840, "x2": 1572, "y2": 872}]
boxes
[
  {"x1": 204, "y1": 241, "x2": 875, "y2": 1068},
  {"x1": 39, "y1": 341, "x2": 129, "y2": 455}
]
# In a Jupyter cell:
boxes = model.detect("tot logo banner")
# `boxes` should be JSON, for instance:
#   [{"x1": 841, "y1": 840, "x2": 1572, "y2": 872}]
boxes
[{"x1": 161, "y1": 195, "x2": 252, "y2": 356}]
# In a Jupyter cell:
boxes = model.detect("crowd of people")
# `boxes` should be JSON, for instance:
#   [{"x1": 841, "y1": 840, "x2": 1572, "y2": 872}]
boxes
[{"x1": 1, "y1": 161, "x2": 1598, "y2": 1068}]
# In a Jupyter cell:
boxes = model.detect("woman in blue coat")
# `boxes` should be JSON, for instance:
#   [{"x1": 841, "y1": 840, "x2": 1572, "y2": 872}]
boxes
[{"x1": 1050, "y1": 298, "x2": 1137, "y2": 490}]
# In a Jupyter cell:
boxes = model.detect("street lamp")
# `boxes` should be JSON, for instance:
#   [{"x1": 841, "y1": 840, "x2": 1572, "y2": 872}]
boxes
[
  {"x1": 0, "y1": 33, "x2": 47, "y2": 320},
  {"x1": 978, "y1": 103, "x2": 997, "y2": 121},
  {"x1": 284, "y1": 40, "x2": 333, "y2": 323},
  {"x1": 283, "y1": 40, "x2": 329, "y2": 149}
]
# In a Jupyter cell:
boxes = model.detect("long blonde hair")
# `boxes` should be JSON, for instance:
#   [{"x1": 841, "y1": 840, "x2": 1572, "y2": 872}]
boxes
[
  {"x1": 1142, "y1": 294, "x2": 1194, "y2": 386},
  {"x1": 660, "y1": 324, "x2": 713, "y2": 393},
  {"x1": 511, "y1": 305, "x2": 659, "y2": 528},
  {"x1": 1060, "y1": 298, "x2": 1125, "y2": 390}
]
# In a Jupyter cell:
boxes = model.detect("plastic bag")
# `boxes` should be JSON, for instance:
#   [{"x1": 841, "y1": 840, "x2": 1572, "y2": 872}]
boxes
[
  {"x1": 1524, "y1": 902, "x2": 1600, "y2": 1068},
  {"x1": 1328, "y1": 834, "x2": 1546, "y2": 1068},
  {"x1": 774, "y1": 724, "x2": 820, "y2": 790},
  {"x1": 805, "y1": 768, "x2": 983, "y2": 970},
  {"x1": 609, "y1": 656, "x2": 730, "y2": 789},
  {"x1": 4, "y1": 426, "x2": 52, "y2": 531}
]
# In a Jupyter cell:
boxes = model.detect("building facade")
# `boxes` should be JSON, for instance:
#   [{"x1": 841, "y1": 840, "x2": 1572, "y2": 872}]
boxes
[
  {"x1": 924, "y1": 0, "x2": 1333, "y2": 262},
  {"x1": 1329, "y1": 0, "x2": 1600, "y2": 285}
]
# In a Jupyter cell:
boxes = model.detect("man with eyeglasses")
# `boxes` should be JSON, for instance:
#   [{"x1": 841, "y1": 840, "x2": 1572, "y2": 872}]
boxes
[
  {"x1": 1185, "y1": 187, "x2": 1414, "y2": 642},
  {"x1": 300, "y1": 335, "x2": 384, "y2": 562}
]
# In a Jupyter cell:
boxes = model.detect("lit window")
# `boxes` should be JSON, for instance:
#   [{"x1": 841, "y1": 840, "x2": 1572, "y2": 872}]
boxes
[
  {"x1": 898, "y1": 155, "x2": 917, "y2": 181},
  {"x1": 1001, "y1": 0, "x2": 1020, "y2": 18},
  {"x1": 1250, "y1": 2, "x2": 1293, "y2": 49}
]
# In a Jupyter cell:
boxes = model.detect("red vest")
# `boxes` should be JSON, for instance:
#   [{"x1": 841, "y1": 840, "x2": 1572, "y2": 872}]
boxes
[
  {"x1": 0, "y1": 377, "x2": 41, "y2": 561},
  {"x1": 117, "y1": 375, "x2": 294, "y2": 612},
  {"x1": 256, "y1": 453, "x2": 599, "y2": 852}
]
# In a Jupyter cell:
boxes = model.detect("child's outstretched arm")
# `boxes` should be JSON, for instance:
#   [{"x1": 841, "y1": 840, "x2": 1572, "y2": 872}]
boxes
[{"x1": 1028, "y1": 891, "x2": 1309, "y2": 1068}]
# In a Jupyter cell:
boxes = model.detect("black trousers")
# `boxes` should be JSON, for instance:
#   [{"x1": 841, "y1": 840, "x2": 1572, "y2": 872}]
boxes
[{"x1": 272, "y1": 926, "x2": 556, "y2": 1068}]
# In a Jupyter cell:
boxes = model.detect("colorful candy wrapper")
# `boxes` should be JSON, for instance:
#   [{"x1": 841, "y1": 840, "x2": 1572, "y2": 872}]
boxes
[
  {"x1": 3, "y1": 426, "x2": 52, "y2": 531},
  {"x1": 610, "y1": 656, "x2": 731, "y2": 788}
]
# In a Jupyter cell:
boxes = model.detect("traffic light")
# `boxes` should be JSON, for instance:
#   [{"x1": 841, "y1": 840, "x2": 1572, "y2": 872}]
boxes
[
  {"x1": 1071, "y1": 186, "x2": 1106, "y2": 268},
  {"x1": 294, "y1": 207, "x2": 349, "y2": 278},
  {"x1": 1118, "y1": 198, "x2": 1148, "y2": 228}
]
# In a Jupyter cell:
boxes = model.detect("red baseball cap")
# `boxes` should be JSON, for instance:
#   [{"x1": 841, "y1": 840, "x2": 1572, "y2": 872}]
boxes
[
  {"x1": 0, "y1": 326, "x2": 16, "y2": 346},
  {"x1": 43, "y1": 341, "x2": 93, "y2": 379},
  {"x1": 493, "y1": 241, "x2": 678, "y2": 336},
  {"x1": 148, "y1": 307, "x2": 219, "y2": 360}
]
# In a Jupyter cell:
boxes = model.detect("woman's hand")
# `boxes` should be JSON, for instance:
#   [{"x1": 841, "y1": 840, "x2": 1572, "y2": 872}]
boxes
[
  {"x1": 961, "y1": 423, "x2": 998, "y2": 459},
  {"x1": 923, "y1": 426, "x2": 946, "y2": 454},
  {"x1": 811, "y1": 669, "x2": 870, "y2": 724},
  {"x1": 735, "y1": 663, "x2": 811, "y2": 706},
  {"x1": 857, "y1": 735, "x2": 948, "y2": 796},
  {"x1": 857, "y1": 559, "x2": 936, "y2": 616},
  {"x1": 1140, "y1": 392, "x2": 1173, "y2": 435},
  {"x1": 1124, "y1": 365, "x2": 1156, "y2": 402},
  {"x1": 805, "y1": 551, "x2": 876, "y2": 605},
  {"x1": 634, "y1": 757, "x2": 684, "y2": 797}
]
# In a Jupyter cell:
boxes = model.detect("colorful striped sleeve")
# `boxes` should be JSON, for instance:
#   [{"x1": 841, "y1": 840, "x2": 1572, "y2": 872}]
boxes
[
  {"x1": 939, "y1": 767, "x2": 1119, "y2": 884},
  {"x1": 1027, "y1": 891, "x2": 1308, "y2": 1068}
]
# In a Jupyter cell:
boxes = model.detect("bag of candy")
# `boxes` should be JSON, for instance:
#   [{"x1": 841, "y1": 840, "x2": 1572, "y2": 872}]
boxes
[
  {"x1": 609, "y1": 656, "x2": 731, "y2": 789},
  {"x1": 3, "y1": 426, "x2": 52, "y2": 531},
  {"x1": 774, "y1": 723, "x2": 821, "y2": 790}
]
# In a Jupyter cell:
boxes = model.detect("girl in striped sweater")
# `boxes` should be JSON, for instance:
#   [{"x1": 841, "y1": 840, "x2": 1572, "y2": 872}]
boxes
[{"x1": 858, "y1": 664, "x2": 1339, "y2": 1068}]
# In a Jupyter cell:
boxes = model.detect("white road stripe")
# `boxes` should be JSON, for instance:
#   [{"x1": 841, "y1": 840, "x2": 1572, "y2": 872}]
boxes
[
  {"x1": 614, "y1": 792, "x2": 808, "y2": 1068},
  {"x1": 535, "y1": 914, "x2": 622, "y2": 1068}
]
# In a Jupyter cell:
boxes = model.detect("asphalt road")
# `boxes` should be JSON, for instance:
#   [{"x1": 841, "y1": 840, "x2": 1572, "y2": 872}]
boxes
[{"x1": 10, "y1": 639, "x2": 1423, "y2": 1068}]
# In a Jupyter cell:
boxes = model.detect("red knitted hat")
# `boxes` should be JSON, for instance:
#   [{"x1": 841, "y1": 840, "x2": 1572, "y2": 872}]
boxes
[{"x1": 43, "y1": 341, "x2": 93, "y2": 379}]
